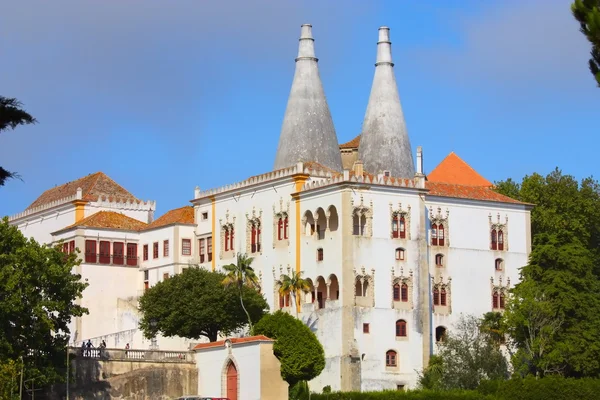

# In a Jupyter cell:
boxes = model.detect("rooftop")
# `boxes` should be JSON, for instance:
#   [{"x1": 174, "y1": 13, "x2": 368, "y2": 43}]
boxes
[
  {"x1": 26, "y1": 172, "x2": 138, "y2": 210},
  {"x1": 427, "y1": 152, "x2": 493, "y2": 187},
  {"x1": 144, "y1": 206, "x2": 194, "y2": 230},
  {"x1": 193, "y1": 335, "x2": 274, "y2": 351},
  {"x1": 339, "y1": 135, "x2": 361, "y2": 149},
  {"x1": 62, "y1": 211, "x2": 148, "y2": 231}
]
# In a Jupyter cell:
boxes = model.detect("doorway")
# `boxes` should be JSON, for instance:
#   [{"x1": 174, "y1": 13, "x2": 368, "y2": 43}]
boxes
[{"x1": 226, "y1": 361, "x2": 238, "y2": 400}]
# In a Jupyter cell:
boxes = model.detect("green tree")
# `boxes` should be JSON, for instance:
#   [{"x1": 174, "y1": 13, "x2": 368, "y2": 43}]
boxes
[
  {"x1": 139, "y1": 267, "x2": 268, "y2": 342},
  {"x1": 0, "y1": 96, "x2": 36, "y2": 186},
  {"x1": 275, "y1": 271, "x2": 311, "y2": 318},
  {"x1": 572, "y1": 0, "x2": 600, "y2": 86},
  {"x1": 222, "y1": 253, "x2": 260, "y2": 333},
  {"x1": 480, "y1": 312, "x2": 506, "y2": 347},
  {"x1": 418, "y1": 315, "x2": 509, "y2": 390},
  {"x1": 504, "y1": 232, "x2": 600, "y2": 378},
  {"x1": 0, "y1": 217, "x2": 87, "y2": 391},
  {"x1": 253, "y1": 311, "x2": 325, "y2": 387}
]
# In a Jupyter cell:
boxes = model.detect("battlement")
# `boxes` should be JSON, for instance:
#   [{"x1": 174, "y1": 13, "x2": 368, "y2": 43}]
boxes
[
  {"x1": 8, "y1": 193, "x2": 79, "y2": 222},
  {"x1": 195, "y1": 162, "x2": 335, "y2": 199},
  {"x1": 91, "y1": 197, "x2": 156, "y2": 211},
  {"x1": 302, "y1": 171, "x2": 418, "y2": 192}
]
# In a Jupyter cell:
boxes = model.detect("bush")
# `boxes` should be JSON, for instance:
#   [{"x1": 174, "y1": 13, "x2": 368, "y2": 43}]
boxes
[
  {"x1": 253, "y1": 311, "x2": 325, "y2": 386},
  {"x1": 479, "y1": 376, "x2": 600, "y2": 400},
  {"x1": 310, "y1": 390, "x2": 492, "y2": 400}
]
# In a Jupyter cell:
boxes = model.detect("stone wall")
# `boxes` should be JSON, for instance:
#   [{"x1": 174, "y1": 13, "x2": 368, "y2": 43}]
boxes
[{"x1": 49, "y1": 348, "x2": 197, "y2": 400}]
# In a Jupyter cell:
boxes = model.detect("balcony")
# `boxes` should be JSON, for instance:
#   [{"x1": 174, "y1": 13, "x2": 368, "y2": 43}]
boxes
[{"x1": 84, "y1": 253, "x2": 139, "y2": 267}]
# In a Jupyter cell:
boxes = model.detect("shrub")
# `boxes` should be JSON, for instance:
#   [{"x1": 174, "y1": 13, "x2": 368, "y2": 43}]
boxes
[
  {"x1": 310, "y1": 389, "x2": 492, "y2": 400},
  {"x1": 480, "y1": 376, "x2": 600, "y2": 400}
]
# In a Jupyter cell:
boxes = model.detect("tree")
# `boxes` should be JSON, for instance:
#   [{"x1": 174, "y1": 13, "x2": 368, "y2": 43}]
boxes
[
  {"x1": 0, "y1": 96, "x2": 36, "y2": 186},
  {"x1": 139, "y1": 267, "x2": 268, "y2": 342},
  {"x1": 418, "y1": 314, "x2": 509, "y2": 390},
  {"x1": 275, "y1": 271, "x2": 311, "y2": 318},
  {"x1": 0, "y1": 217, "x2": 88, "y2": 391},
  {"x1": 572, "y1": 0, "x2": 600, "y2": 86},
  {"x1": 504, "y1": 232, "x2": 600, "y2": 378},
  {"x1": 222, "y1": 253, "x2": 260, "y2": 333},
  {"x1": 253, "y1": 311, "x2": 325, "y2": 387}
]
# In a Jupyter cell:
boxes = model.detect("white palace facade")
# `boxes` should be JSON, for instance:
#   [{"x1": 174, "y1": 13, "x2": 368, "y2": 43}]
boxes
[{"x1": 7, "y1": 25, "x2": 532, "y2": 391}]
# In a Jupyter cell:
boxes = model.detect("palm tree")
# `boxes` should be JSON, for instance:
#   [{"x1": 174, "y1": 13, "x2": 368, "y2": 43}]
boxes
[
  {"x1": 276, "y1": 271, "x2": 312, "y2": 318},
  {"x1": 222, "y1": 253, "x2": 260, "y2": 333}
]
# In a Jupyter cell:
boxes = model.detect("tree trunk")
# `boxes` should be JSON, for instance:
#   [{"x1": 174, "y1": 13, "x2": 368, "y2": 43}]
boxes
[
  {"x1": 293, "y1": 291, "x2": 298, "y2": 318},
  {"x1": 239, "y1": 284, "x2": 253, "y2": 335}
]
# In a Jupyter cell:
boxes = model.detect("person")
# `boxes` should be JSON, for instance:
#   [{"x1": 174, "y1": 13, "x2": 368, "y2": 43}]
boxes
[
  {"x1": 81, "y1": 341, "x2": 86, "y2": 357},
  {"x1": 86, "y1": 339, "x2": 93, "y2": 357},
  {"x1": 99, "y1": 340, "x2": 107, "y2": 358},
  {"x1": 125, "y1": 343, "x2": 130, "y2": 357}
]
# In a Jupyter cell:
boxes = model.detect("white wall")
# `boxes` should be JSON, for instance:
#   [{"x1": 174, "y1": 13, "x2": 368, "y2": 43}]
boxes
[{"x1": 12, "y1": 204, "x2": 77, "y2": 244}]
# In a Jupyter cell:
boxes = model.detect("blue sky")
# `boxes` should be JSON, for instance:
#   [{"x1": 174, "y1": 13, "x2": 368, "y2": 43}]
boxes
[{"x1": 0, "y1": 0, "x2": 596, "y2": 218}]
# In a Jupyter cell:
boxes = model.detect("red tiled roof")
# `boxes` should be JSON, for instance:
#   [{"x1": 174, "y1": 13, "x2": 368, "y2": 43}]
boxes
[
  {"x1": 339, "y1": 135, "x2": 361, "y2": 149},
  {"x1": 144, "y1": 206, "x2": 194, "y2": 230},
  {"x1": 426, "y1": 182, "x2": 527, "y2": 204},
  {"x1": 193, "y1": 335, "x2": 273, "y2": 350},
  {"x1": 303, "y1": 161, "x2": 339, "y2": 175},
  {"x1": 64, "y1": 211, "x2": 148, "y2": 231},
  {"x1": 27, "y1": 172, "x2": 138, "y2": 210},
  {"x1": 427, "y1": 152, "x2": 493, "y2": 187}
]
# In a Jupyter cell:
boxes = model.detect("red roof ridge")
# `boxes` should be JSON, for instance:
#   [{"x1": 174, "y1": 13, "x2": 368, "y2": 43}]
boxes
[
  {"x1": 63, "y1": 210, "x2": 148, "y2": 231},
  {"x1": 428, "y1": 152, "x2": 493, "y2": 187},
  {"x1": 339, "y1": 134, "x2": 361, "y2": 149},
  {"x1": 426, "y1": 181, "x2": 530, "y2": 205},
  {"x1": 144, "y1": 205, "x2": 194, "y2": 230},
  {"x1": 193, "y1": 335, "x2": 274, "y2": 350}
]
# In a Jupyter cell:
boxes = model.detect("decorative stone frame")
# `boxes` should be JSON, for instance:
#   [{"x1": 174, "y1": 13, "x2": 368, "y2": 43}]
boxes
[
  {"x1": 351, "y1": 196, "x2": 373, "y2": 237},
  {"x1": 430, "y1": 207, "x2": 450, "y2": 247},
  {"x1": 245, "y1": 207, "x2": 263, "y2": 255},
  {"x1": 489, "y1": 213, "x2": 509, "y2": 251},
  {"x1": 432, "y1": 276, "x2": 452, "y2": 315},
  {"x1": 273, "y1": 197, "x2": 290, "y2": 249},
  {"x1": 391, "y1": 267, "x2": 414, "y2": 311},
  {"x1": 219, "y1": 210, "x2": 236, "y2": 260},
  {"x1": 354, "y1": 267, "x2": 375, "y2": 307},
  {"x1": 385, "y1": 349, "x2": 400, "y2": 372},
  {"x1": 490, "y1": 276, "x2": 510, "y2": 312},
  {"x1": 220, "y1": 350, "x2": 240, "y2": 399},
  {"x1": 389, "y1": 203, "x2": 411, "y2": 240}
]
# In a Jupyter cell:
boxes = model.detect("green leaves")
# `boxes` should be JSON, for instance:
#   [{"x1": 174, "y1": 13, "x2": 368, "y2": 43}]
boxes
[
  {"x1": 0, "y1": 217, "x2": 87, "y2": 388},
  {"x1": 253, "y1": 310, "x2": 325, "y2": 386},
  {"x1": 138, "y1": 267, "x2": 268, "y2": 342},
  {"x1": 571, "y1": 0, "x2": 600, "y2": 86}
]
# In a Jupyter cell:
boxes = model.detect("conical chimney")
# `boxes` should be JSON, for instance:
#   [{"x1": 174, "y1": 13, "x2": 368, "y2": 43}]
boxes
[
  {"x1": 273, "y1": 24, "x2": 343, "y2": 172},
  {"x1": 358, "y1": 26, "x2": 415, "y2": 177}
]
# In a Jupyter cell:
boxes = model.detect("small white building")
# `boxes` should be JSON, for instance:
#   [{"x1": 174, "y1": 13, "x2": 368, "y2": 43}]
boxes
[{"x1": 8, "y1": 23, "x2": 532, "y2": 392}]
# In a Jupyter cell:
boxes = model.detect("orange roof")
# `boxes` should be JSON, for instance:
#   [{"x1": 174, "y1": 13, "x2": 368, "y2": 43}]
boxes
[
  {"x1": 303, "y1": 161, "x2": 340, "y2": 175},
  {"x1": 427, "y1": 152, "x2": 493, "y2": 187},
  {"x1": 426, "y1": 182, "x2": 527, "y2": 204},
  {"x1": 339, "y1": 134, "x2": 361, "y2": 149},
  {"x1": 64, "y1": 211, "x2": 148, "y2": 231},
  {"x1": 144, "y1": 206, "x2": 194, "y2": 230},
  {"x1": 193, "y1": 335, "x2": 273, "y2": 350},
  {"x1": 27, "y1": 172, "x2": 138, "y2": 210}
]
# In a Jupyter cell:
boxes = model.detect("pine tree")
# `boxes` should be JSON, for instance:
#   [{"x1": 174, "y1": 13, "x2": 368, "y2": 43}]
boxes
[{"x1": 572, "y1": 0, "x2": 600, "y2": 86}]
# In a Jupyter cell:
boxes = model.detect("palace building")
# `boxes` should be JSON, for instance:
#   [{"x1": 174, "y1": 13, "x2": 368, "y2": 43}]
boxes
[{"x1": 8, "y1": 25, "x2": 532, "y2": 391}]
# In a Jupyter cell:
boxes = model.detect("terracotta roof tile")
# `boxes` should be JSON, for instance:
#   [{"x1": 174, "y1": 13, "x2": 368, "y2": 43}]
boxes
[
  {"x1": 428, "y1": 152, "x2": 493, "y2": 187},
  {"x1": 27, "y1": 172, "x2": 138, "y2": 210},
  {"x1": 64, "y1": 211, "x2": 148, "y2": 231},
  {"x1": 339, "y1": 134, "x2": 361, "y2": 149},
  {"x1": 426, "y1": 182, "x2": 527, "y2": 204},
  {"x1": 193, "y1": 335, "x2": 273, "y2": 350},
  {"x1": 303, "y1": 161, "x2": 339, "y2": 175},
  {"x1": 144, "y1": 206, "x2": 194, "y2": 230}
]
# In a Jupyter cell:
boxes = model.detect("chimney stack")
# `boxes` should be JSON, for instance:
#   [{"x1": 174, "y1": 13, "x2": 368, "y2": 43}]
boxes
[{"x1": 416, "y1": 146, "x2": 423, "y2": 175}]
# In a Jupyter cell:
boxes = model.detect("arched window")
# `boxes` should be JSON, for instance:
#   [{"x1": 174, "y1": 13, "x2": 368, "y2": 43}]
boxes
[
  {"x1": 251, "y1": 223, "x2": 260, "y2": 253},
  {"x1": 392, "y1": 215, "x2": 399, "y2": 238},
  {"x1": 393, "y1": 283, "x2": 400, "y2": 301},
  {"x1": 395, "y1": 248, "x2": 405, "y2": 261},
  {"x1": 399, "y1": 216, "x2": 406, "y2": 239},
  {"x1": 491, "y1": 229, "x2": 498, "y2": 250},
  {"x1": 230, "y1": 227, "x2": 235, "y2": 251},
  {"x1": 352, "y1": 214, "x2": 360, "y2": 236},
  {"x1": 385, "y1": 350, "x2": 397, "y2": 367},
  {"x1": 360, "y1": 214, "x2": 367, "y2": 235},
  {"x1": 283, "y1": 217, "x2": 289, "y2": 239},
  {"x1": 500, "y1": 292, "x2": 506, "y2": 309},
  {"x1": 317, "y1": 248, "x2": 324, "y2": 261},
  {"x1": 225, "y1": 229, "x2": 230, "y2": 251},
  {"x1": 495, "y1": 258, "x2": 503, "y2": 271},
  {"x1": 498, "y1": 230, "x2": 504, "y2": 251},
  {"x1": 355, "y1": 278, "x2": 363, "y2": 297},
  {"x1": 401, "y1": 283, "x2": 409, "y2": 302},
  {"x1": 492, "y1": 291, "x2": 499, "y2": 308},
  {"x1": 435, "y1": 254, "x2": 444, "y2": 267},
  {"x1": 431, "y1": 224, "x2": 438, "y2": 246},
  {"x1": 396, "y1": 320, "x2": 407, "y2": 337},
  {"x1": 433, "y1": 287, "x2": 440, "y2": 306},
  {"x1": 440, "y1": 288, "x2": 447, "y2": 306},
  {"x1": 435, "y1": 326, "x2": 447, "y2": 342},
  {"x1": 277, "y1": 218, "x2": 283, "y2": 240},
  {"x1": 438, "y1": 225, "x2": 445, "y2": 246}
]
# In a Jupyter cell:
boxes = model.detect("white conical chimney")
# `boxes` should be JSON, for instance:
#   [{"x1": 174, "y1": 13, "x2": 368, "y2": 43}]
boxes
[
  {"x1": 358, "y1": 26, "x2": 415, "y2": 177},
  {"x1": 273, "y1": 24, "x2": 343, "y2": 171}
]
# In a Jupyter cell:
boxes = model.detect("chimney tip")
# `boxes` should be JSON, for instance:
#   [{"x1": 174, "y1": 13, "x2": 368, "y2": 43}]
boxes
[
  {"x1": 378, "y1": 26, "x2": 391, "y2": 42},
  {"x1": 300, "y1": 24, "x2": 313, "y2": 39}
]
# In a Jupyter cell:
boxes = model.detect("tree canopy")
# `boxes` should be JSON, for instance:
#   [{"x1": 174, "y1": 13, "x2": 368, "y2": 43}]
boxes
[
  {"x1": 572, "y1": 0, "x2": 600, "y2": 87},
  {"x1": 222, "y1": 253, "x2": 260, "y2": 333},
  {"x1": 139, "y1": 267, "x2": 268, "y2": 342},
  {"x1": 253, "y1": 310, "x2": 325, "y2": 386},
  {"x1": 0, "y1": 217, "x2": 87, "y2": 390},
  {"x1": 0, "y1": 96, "x2": 36, "y2": 186}
]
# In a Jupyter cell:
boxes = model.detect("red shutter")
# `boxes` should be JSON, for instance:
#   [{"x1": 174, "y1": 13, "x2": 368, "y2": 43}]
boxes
[
  {"x1": 438, "y1": 225, "x2": 445, "y2": 246},
  {"x1": 399, "y1": 216, "x2": 406, "y2": 239},
  {"x1": 493, "y1": 292, "x2": 499, "y2": 309},
  {"x1": 498, "y1": 230, "x2": 504, "y2": 251},
  {"x1": 392, "y1": 216, "x2": 399, "y2": 238},
  {"x1": 284, "y1": 217, "x2": 289, "y2": 239},
  {"x1": 431, "y1": 224, "x2": 438, "y2": 246},
  {"x1": 491, "y1": 229, "x2": 497, "y2": 250},
  {"x1": 393, "y1": 284, "x2": 400, "y2": 301},
  {"x1": 230, "y1": 228, "x2": 234, "y2": 251},
  {"x1": 277, "y1": 218, "x2": 283, "y2": 241},
  {"x1": 225, "y1": 229, "x2": 230, "y2": 251},
  {"x1": 199, "y1": 239, "x2": 205, "y2": 263},
  {"x1": 127, "y1": 243, "x2": 138, "y2": 266},
  {"x1": 441, "y1": 289, "x2": 447, "y2": 306},
  {"x1": 207, "y1": 237, "x2": 213, "y2": 261},
  {"x1": 99, "y1": 241, "x2": 111, "y2": 264},
  {"x1": 401, "y1": 284, "x2": 408, "y2": 302},
  {"x1": 433, "y1": 288, "x2": 439, "y2": 306},
  {"x1": 85, "y1": 240, "x2": 97, "y2": 263},
  {"x1": 63, "y1": 243, "x2": 69, "y2": 253},
  {"x1": 500, "y1": 293, "x2": 505, "y2": 309},
  {"x1": 113, "y1": 242, "x2": 124, "y2": 265},
  {"x1": 69, "y1": 240, "x2": 75, "y2": 254},
  {"x1": 251, "y1": 225, "x2": 257, "y2": 253}
]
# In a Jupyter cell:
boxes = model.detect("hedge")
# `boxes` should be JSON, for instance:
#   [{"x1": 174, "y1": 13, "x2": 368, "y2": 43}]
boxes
[{"x1": 309, "y1": 390, "x2": 492, "y2": 400}]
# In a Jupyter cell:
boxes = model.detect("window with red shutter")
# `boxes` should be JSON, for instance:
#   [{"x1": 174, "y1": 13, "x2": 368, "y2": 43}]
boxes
[
  {"x1": 251, "y1": 225, "x2": 257, "y2": 253},
  {"x1": 182, "y1": 239, "x2": 191, "y2": 256},
  {"x1": 153, "y1": 242, "x2": 159, "y2": 259},
  {"x1": 441, "y1": 288, "x2": 447, "y2": 306},
  {"x1": 63, "y1": 243, "x2": 69, "y2": 253},
  {"x1": 392, "y1": 216, "x2": 399, "y2": 238},
  {"x1": 438, "y1": 225, "x2": 445, "y2": 246},
  {"x1": 284, "y1": 217, "x2": 289, "y2": 239},
  {"x1": 491, "y1": 229, "x2": 498, "y2": 250},
  {"x1": 99, "y1": 241, "x2": 111, "y2": 264},
  {"x1": 257, "y1": 227, "x2": 261, "y2": 252},
  {"x1": 393, "y1": 284, "x2": 400, "y2": 301},
  {"x1": 69, "y1": 240, "x2": 75, "y2": 254},
  {"x1": 399, "y1": 216, "x2": 406, "y2": 239},
  {"x1": 230, "y1": 228, "x2": 234, "y2": 251},
  {"x1": 199, "y1": 239, "x2": 205, "y2": 263},
  {"x1": 163, "y1": 240, "x2": 169, "y2": 257},
  {"x1": 431, "y1": 224, "x2": 438, "y2": 246},
  {"x1": 396, "y1": 320, "x2": 407, "y2": 337},
  {"x1": 493, "y1": 291, "x2": 499, "y2": 308},
  {"x1": 225, "y1": 229, "x2": 230, "y2": 251},
  {"x1": 127, "y1": 243, "x2": 137, "y2": 266},
  {"x1": 386, "y1": 350, "x2": 397, "y2": 367},
  {"x1": 85, "y1": 240, "x2": 97, "y2": 263},
  {"x1": 498, "y1": 230, "x2": 504, "y2": 251},
  {"x1": 363, "y1": 323, "x2": 370, "y2": 334},
  {"x1": 401, "y1": 284, "x2": 408, "y2": 302},
  {"x1": 433, "y1": 287, "x2": 440, "y2": 306},
  {"x1": 143, "y1": 245, "x2": 149, "y2": 261},
  {"x1": 277, "y1": 218, "x2": 283, "y2": 241},
  {"x1": 207, "y1": 237, "x2": 213, "y2": 261},
  {"x1": 499, "y1": 293, "x2": 505, "y2": 309},
  {"x1": 113, "y1": 242, "x2": 124, "y2": 265},
  {"x1": 395, "y1": 248, "x2": 405, "y2": 261},
  {"x1": 435, "y1": 254, "x2": 444, "y2": 267}
]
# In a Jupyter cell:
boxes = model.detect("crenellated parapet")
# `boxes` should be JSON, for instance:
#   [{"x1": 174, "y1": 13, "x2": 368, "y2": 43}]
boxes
[
  {"x1": 91, "y1": 197, "x2": 156, "y2": 212},
  {"x1": 8, "y1": 193, "x2": 79, "y2": 222},
  {"x1": 301, "y1": 172, "x2": 416, "y2": 192}
]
